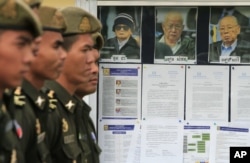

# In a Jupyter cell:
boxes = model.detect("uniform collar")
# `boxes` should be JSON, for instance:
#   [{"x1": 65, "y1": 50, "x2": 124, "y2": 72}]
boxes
[
  {"x1": 45, "y1": 80, "x2": 77, "y2": 113},
  {"x1": 22, "y1": 79, "x2": 46, "y2": 110}
]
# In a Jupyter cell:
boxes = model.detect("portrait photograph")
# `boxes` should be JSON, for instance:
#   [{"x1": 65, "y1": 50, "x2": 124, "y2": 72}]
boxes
[
  {"x1": 209, "y1": 7, "x2": 250, "y2": 64},
  {"x1": 154, "y1": 7, "x2": 197, "y2": 64},
  {"x1": 98, "y1": 6, "x2": 142, "y2": 63}
]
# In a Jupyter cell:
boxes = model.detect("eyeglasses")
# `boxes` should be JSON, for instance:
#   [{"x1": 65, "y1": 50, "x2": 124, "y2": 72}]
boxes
[
  {"x1": 165, "y1": 24, "x2": 183, "y2": 30},
  {"x1": 115, "y1": 25, "x2": 130, "y2": 31},
  {"x1": 219, "y1": 25, "x2": 238, "y2": 32}
]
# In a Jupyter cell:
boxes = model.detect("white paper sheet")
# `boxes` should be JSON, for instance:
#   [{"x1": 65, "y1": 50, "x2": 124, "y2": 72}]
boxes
[
  {"x1": 183, "y1": 122, "x2": 213, "y2": 163},
  {"x1": 140, "y1": 120, "x2": 183, "y2": 163},
  {"x1": 231, "y1": 66, "x2": 250, "y2": 122},
  {"x1": 142, "y1": 64, "x2": 185, "y2": 120},
  {"x1": 186, "y1": 65, "x2": 229, "y2": 121}
]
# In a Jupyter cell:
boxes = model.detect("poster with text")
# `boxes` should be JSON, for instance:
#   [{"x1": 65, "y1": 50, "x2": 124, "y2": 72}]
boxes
[{"x1": 98, "y1": 63, "x2": 142, "y2": 120}]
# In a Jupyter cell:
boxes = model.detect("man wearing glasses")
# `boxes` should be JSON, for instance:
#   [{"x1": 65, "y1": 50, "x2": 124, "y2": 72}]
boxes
[
  {"x1": 209, "y1": 15, "x2": 250, "y2": 63},
  {"x1": 101, "y1": 13, "x2": 140, "y2": 59},
  {"x1": 156, "y1": 11, "x2": 196, "y2": 60}
]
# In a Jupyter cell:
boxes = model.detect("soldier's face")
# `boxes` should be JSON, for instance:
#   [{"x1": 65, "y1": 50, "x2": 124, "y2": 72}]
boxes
[
  {"x1": 114, "y1": 24, "x2": 132, "y2": 41},
  {"x1": 0, "y1": 30, "x2": 34, "y2": 89},
  {"x1": 219, "y1": 17, "x2": 240, "y2": 46},
  {"x1": 75, "y1": 48, "x2": 100, "y2": 97},
  {"x1": 29, "y1": 31, "x2": 66, "y2": 80},
  {"x1": 62, "y1": 33, "x2": 97, "y2": 85}
]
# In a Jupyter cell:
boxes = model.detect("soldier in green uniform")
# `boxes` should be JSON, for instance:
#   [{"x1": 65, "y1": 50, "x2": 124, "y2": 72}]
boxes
[
  {"x1": 74, "y1": 32, "x2": 104, "y2": 163},
  {"x1": 11, "y1": 5, "x2": 66, "y2": 163},
  {"x1": 0, "y1": 0, "x2": 42, "y2": 162},
  {"x1": 43, "y1": 6, "x2": 102, "y2": 163}
]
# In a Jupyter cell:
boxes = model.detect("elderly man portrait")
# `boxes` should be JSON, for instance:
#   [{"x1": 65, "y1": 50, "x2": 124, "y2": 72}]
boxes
[
  {"x1": 155, "y1": 9, "x2": 196, "y2": 60},
  {"x1": 209, "y1": 15, "x2": 250, "y2": 63}
]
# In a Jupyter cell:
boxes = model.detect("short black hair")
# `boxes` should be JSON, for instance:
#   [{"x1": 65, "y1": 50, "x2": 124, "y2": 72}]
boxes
[{"x1": 62, "y1": 35, "x2": 79, "y2": 51}]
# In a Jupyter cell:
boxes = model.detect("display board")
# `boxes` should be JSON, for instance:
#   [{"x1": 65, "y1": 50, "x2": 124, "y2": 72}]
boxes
[{"x1": 96, "y1": 1, "x2": 250, "y2": 163}]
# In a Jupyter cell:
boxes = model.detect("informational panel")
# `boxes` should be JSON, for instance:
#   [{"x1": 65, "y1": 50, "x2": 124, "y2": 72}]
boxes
[
  {"x1": 97, "y1": 1, "x2": 250, "y2": 163},
  {"x1": 98, "y1": 63, "x2": 142, "y2": 120},
  {"x1": 98, "y1": 63, "x2": 142, "y2": 163}
]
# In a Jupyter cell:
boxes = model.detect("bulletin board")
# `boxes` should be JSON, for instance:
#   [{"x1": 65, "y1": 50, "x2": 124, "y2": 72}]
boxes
[{"x1": 96, "y1": 1, "x2": 250, "y2": 163}]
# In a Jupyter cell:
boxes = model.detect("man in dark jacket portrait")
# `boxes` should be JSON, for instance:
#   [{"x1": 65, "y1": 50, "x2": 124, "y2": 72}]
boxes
[
  {"x1": 155, "y1": 11, "x2": 196, "y2": 60},
  {"x1": 101, "y1": 13, "x2": 140, "y2": 60},
  {"x1": 209, "y1": 15, "x2": 250, "y2": 63}
]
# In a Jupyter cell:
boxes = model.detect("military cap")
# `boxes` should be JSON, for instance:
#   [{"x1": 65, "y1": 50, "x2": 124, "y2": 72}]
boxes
[
  {"x1": 23, "y1": 0, "x2": 42, "y2": 8},
  {"x1": 37, "y1": 6, "x2": 66, "y2": 32},
  {"x1": 92, "y1": 32, "x2": 104, "y2": 51},
  {"x1": 0, "y1": 0, "x2": 42, "y2": 37},
  {"x1": 60, "y1": 6, "x2": 102, "y2": 36}
]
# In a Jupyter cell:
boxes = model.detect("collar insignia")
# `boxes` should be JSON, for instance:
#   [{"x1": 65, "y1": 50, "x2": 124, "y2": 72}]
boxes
[
  {"x1": 47, "y1": 90, "x2": 55, "y2": 98},
  {"x1": 36, "y1": 96, "x2": 45, "y2": 108},
  {"x1": 47, "y1": 90, "x2": 57, "y2": 110},
  {"x1": 14, "y1": 95, "x2": 25, "y2": 107},
  {"x1": 65, "y1": 100, "x2": 75, "y2": 110},
  {"x1": 49, "y1": 99, "x2": 57, "y2": 110},
  {"x1": 14, "y1": 86, "x2": 22, "y2": 95}
]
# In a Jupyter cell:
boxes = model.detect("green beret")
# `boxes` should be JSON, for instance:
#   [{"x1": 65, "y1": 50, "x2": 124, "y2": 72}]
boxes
[
  {"x1": 0, "y1": 0, "x2": 42, "y2": 37},
  {"x1": 38, "y1": 6, "x2": 66, "y2": 32},
  {"x1": 23, "y1": 0, "x2": 42, "y2": 7},
  {"x1": 60, "y1": 6, "x2": 102, "y2": 36},
  {"x1": 92, "y1": 32, "x2": 104, "y2": 50},
  {"x1": 0, "y1": 0, "x2": 5, "y2": 6}
]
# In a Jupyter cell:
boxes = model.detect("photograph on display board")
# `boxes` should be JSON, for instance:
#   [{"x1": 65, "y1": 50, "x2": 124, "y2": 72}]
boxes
[
  {"x1": 154, "y1": 7, "x2": 197, "y2": 64},
  {"x1": 98, "y1": 6, "x2": 142, "y2": 63},
  {"x1": 209, "y1": 7, "x2": 250, "y2": 64}
]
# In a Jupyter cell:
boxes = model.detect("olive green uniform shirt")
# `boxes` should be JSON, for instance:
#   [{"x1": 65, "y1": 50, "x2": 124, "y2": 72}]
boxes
[
  {"x1": 74, "y1": 96, "x2": 102, "y2": 163},
  {"x1": 44, "y1": 81, "x2": 90, "y2": 163},
  {"x1": 1, "y1": 92, "x2": 24, "y2": 163},
  {"x1": 12, "y1": 79, "x2": 51, "y2": 163}
]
